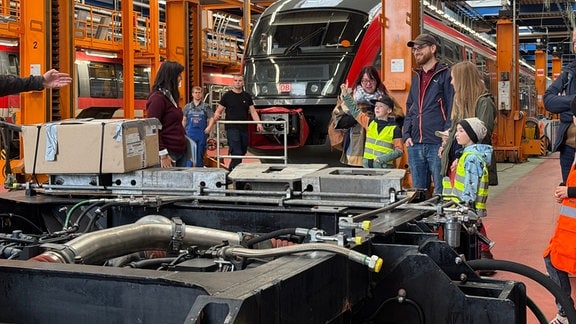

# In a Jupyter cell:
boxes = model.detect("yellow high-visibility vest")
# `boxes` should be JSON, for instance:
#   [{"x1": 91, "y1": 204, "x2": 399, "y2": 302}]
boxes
[
  {"x1": 442, "y1": 151, "x2": 489, "y2": 216},
  {"x1": 363, "y1": 121, "x2": 395, "y2": 166}
]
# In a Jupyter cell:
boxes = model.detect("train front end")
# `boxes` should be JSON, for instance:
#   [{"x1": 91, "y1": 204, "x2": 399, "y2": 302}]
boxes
[{"x1": 243, "y1": 0, "x2": 381, "y2": 164}]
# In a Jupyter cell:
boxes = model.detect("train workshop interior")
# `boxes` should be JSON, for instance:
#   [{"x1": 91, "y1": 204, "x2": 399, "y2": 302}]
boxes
[{"x1": 0, "y1": 0, "x2": 575, "y2": 323}]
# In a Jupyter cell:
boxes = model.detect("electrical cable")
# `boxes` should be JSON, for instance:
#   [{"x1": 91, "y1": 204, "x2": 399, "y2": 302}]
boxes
[
  {"x1": 72, "y1": 201, "x2": 104, "y2": 232},
  {"x1": 124, "y1": 257, "x2": 176, "y2": 269},
  {"x1": 467, "y1": 258, "x2": 576, "y2": 323},
  {"x1": 83, "y1": 201, "x2": 131, "y2": 233},
  {"x1": 0, "y1": 213, "x2": 43, "y2": 234},
  {"x1": 364, "y1": 293, "x2": 425, "y2": 324},
  {"x1": 526, "y1": 296, "x2": 548, "y2": 324},
  {"x1": 63, "y1": 199, "x2": 93, "y2": 230},
  {"x1": 245, "y1": 228, "x2": 297, "y2": 248}
]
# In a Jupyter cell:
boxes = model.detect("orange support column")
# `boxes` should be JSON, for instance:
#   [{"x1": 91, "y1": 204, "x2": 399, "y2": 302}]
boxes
[
  {"x1": 122, "y1": 0, "x2": 135, "y2": 119},
  {"x1": 552, "y1": 54, "x2": 561, "y2": 81},
  {"x1": 494, "y1": 18, "x2": 527, "y2": 162},
  {"x1": 381, "y1": 0, "x2": 421, "y2": 188},
  {"x1": 534, "y1": 49, "x2": 546, "y2": 116},
  {"x1": 187, "y1": 2, "x2": 201, "y2": 92},
  {"x1": 148, "y1": 0, "x2": 161, "y2": 91},
  {"x1": 381, "y1": 0, "x2": 420, "y2": 110},
  {"x1": 54, "y1": 0, "x2": 75, "y2": 120},
  {"x1": 19, "y1": 0, "x2": 50, "y2": 124},
  {"x1": 166, "y1": 0, "x2": 201, "y2": 105}
]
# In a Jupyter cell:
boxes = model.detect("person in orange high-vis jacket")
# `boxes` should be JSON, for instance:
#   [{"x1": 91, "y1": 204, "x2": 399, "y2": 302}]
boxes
[{"x1": 543, "y1": 112, "x2": 576, "y2": 324}]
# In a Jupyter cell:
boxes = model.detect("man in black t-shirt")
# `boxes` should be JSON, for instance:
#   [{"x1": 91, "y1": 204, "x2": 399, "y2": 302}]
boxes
[{"x1": 214, "y1": 75, "x2": 264, "y2": 171}]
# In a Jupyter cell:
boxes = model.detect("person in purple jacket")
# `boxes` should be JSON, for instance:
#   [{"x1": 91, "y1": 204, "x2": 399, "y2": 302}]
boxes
[
  {"x1": 146, "y1": 61, "x2": 187, "y2": 168},
  {"x1": 404, "y1": 34, "x2": 454, "y2": 196}
]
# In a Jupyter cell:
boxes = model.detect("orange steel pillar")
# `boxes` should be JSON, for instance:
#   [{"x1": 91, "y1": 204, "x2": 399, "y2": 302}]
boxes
[
  {"x1": 381, "y1": 0, "x2": 420, "y2": 110},
  {"x1": 552, "y1": 54, "x2": 562, "y2": 81},
  {"x1": 10, "y1": 0, "x2": 55, "y2": 184},
  {"x1": 381, "y1": 0, "x2": 421, "y2": 188},
  {"x1": 121, "y1": 0, "x2": 135, "y2": 119},
  {"x1": 20, "y1": 1, "x2": 50, "y2": 124},
  {"x1": 166, "y1": 0, "x2": 189, "y2": 105},
  {"x1": 494, "y1": 18, "x2": 527, "y2": 162},
  {"x1": 166, "y1": 0, "x2": 201, "y2": 105},
  {"x1": 148, "y1": 0, "x2": 161, "y2": 92},
  {"x1": 54, "y1": 0, "x2": 74, "y2": 120},
  {"x1": 534, "y1": 49, "x2": 546, "y2": 116}
]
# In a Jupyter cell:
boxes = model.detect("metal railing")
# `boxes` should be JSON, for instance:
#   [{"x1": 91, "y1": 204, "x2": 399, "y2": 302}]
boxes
[{"x1": 215, "y1": 119, "x2": 288, "y2": 167}]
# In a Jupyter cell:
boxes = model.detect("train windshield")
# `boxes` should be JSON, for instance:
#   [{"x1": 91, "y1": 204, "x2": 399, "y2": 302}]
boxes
[
  {"x1": 245, "y1": 9, "x2": 368, "y2": 98},
  {"x1": 248, "y1": 10, "x2": 366, "y2": 56}
]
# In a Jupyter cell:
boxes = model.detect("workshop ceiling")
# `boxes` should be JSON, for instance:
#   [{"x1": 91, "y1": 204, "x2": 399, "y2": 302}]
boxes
[
  {"x1": 445, "y1": 0, "x2": 576, "y2": 62},
  {"x1": 91, "y1": 0, "x2": 576, "y2": 65}
]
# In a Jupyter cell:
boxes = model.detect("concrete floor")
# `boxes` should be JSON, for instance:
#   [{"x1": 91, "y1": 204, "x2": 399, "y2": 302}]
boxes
[{"x1": 487, "y1": 153, "x2": 574, "y2": 323}]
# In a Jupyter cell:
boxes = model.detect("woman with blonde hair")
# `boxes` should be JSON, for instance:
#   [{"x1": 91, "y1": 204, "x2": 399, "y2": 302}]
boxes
[{"x1": 439, "y1": 61, "x2": 497, "y2": 185}]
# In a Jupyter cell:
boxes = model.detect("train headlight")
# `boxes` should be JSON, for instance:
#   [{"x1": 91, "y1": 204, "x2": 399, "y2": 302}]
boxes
[
  {"x1": 261, "y1": 113, "x2": 290, "y2": 135},
  {"x1": 306, "y1": 82, "x2": 323, "y2": 95}
]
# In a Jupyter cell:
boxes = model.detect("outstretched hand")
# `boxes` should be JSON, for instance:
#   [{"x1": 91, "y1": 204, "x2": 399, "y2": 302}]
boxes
[
  {"x1": 340, "y1": 82, "x2": 349, "y2": 96},
  {"x1": 42, "y1": 69, "x2": 72, "y2": 89}
]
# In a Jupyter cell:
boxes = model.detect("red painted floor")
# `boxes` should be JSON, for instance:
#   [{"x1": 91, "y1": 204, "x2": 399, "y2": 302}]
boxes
[
  {"x1": 206, "y1": 146, "x2": 257, "y2": 168},
  {"x1": 486, "y1": 154, "x2": 575, "y2": 323}
]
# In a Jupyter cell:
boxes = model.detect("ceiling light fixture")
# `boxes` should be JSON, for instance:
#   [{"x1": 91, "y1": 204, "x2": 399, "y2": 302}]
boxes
[
  {"x1": 85, "y1": 50, "x2": 118, "y2": 58},
  {"x1": 0, "y1": 38, "x2": 18, "y2": 47}
]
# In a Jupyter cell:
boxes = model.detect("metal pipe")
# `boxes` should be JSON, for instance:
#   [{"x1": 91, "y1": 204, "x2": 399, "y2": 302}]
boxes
[
  {"x1": 219, "y1": 243, "x2": 383, "y2": 272},
  {"x1": 203, "y1": 188, "x2": 291, "y2": 196},
  {"x1": 395, "y1": 204, "x2": 464, "y2": 213},
  {"x1": 173, "y1": 194, "x2": 397, "y2": 209},
  {"x1": 36, "y1": 216, "x2": 241, "y2": 265},
  {"x1": 351, "y1": 192, "x2": 416, "y2": 222},
  {"x1": 301, "y1": 191, "x2": 391, "y2": 199}
]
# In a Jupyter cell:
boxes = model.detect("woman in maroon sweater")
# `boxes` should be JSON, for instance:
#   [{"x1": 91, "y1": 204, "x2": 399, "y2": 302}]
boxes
[{"x1": 146, "y1": 61, "x2": 187, "y2": 167}]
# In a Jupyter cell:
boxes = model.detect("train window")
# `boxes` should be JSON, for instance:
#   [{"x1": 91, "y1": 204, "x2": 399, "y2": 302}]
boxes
[
  {"x1": 7, "y1": 53, "x2": 18, "y2": 75},
  {"x1": 115, "y1": 65, "x2": 150, "y2": 99},
  {"x1": 88, "y1": 62, "x2": 118, "y2": 98},
  {"x1": 245, "y1": 58, "x2": 350, "y2": 97},
  {"x1": 373, "y1": 50, "x2": 382, "y2": 72},
  {"x1": 465, "y1": 48, "x2": 474, "y2": 61},
  {"x1": 134, "y1": 66, "x2": 150, "y2": 99},
  {"x1": 432, "y1": 34, "x2": 461, "y2": 64},
  {"x1": 248, "y1": 10, "x2": 367, "y2": 56},
  {"x1": 442, "y1": 44, "x2": 461, "y2": 64}
]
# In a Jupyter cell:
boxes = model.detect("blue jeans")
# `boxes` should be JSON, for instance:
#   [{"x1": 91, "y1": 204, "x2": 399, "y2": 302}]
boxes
[
  {"x1": 226, "y1": 128, "x2": 248, "y2": 171},
  {"x1": 545, "y1": 255, "x2": 573, "y2": 316},
  {"x1": 407, "y1": 143, "x2": 442, "y2": 195},
  {"x1": 186, "y1": 133, "x2": 207, "y2": 167},
  {"x1": 169, "y1": 152, "x2": 188, "y2": 167},
  {"x1": 559, "y1": 144, "x2": 575, "y2": 185}
]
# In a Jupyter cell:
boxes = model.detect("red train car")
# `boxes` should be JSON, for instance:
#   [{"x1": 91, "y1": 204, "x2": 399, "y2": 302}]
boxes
[{"x1": 242, "y1": 0, "x2": 535, "y2": 164}]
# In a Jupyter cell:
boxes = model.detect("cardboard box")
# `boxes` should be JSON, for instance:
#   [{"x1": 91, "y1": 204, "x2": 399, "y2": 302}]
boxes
[{"x1": 22, "y1": 118, "x2": 160, "y2": 174}]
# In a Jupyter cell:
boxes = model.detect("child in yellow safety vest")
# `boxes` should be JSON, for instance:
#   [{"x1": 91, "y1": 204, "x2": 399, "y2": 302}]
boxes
[
  {"x1": 340, "y1": 83, "x2": 403, "y2": 168},
  {"x1": 441, "y1": 117, "x2": 492, "y2": 216},
  {"x1": 441, "y1": 117, "x2": 495, "y2": 275}
]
